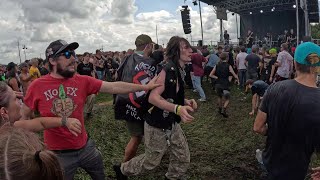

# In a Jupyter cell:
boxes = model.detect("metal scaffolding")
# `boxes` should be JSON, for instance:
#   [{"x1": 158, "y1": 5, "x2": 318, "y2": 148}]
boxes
[{"x1": 200, "y1": 0, "x2": 319, "y2": 22}]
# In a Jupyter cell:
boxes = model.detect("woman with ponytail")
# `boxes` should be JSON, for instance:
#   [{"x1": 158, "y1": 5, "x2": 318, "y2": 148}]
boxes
[{"x1": 0, "y1": 126, "x2": 64, "y2": 180}]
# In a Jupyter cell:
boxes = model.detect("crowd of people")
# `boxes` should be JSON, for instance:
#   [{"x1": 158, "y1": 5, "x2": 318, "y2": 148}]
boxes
[{"x1": 0, "y1": 32, "x2": 319, "y2": 180}]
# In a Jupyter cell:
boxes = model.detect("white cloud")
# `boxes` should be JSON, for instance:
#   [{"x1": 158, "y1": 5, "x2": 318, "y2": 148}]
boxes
[{"x1": 0, "y1": 0, "x2": 237, "y2": 64}]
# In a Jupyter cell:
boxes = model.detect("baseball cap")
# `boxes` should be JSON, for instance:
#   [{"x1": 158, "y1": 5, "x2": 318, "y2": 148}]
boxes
[
  {"x1": 45, "y1": 39, "x2": 79, "y2": 60},
  {"x1": 135, "y1": 34, "x2": 154, "y2": 46},
  {"x1": 294, "y1": 42, "x2": 320, "y2": 66}
]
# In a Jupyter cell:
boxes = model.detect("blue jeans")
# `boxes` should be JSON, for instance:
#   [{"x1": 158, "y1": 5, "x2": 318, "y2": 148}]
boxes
[
  {"x1": 238, "y1": 69, "x2": 247, "y2": 88},
  {"x1": 55, "y1": 139, "x2": 105, "y2": 180},
  {"x1": 191, "y1": 75, "x2": 206, "y2": 99},
  {"x1": 96, "y1": 70, "x2": 104, "y2": 80}
]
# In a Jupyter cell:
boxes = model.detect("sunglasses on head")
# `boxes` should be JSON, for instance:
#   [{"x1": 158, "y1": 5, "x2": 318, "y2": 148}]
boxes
[{"x1": 56, "y1": 50, "x2": 76, "y2": 59}]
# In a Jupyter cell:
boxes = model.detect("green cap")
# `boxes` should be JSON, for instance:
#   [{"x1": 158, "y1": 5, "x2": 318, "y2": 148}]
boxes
[
  {"x1": 135, "y1": 34, "x2": 154, "y2": 46},
  {"x1": 294, "y1": 42, "x2": 320, "y2": 66}
]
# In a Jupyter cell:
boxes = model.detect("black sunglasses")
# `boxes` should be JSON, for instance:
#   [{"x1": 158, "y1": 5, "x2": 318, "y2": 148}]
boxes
[{"x1": 56, "y1": 51, "x2": 76, "y2": 59}]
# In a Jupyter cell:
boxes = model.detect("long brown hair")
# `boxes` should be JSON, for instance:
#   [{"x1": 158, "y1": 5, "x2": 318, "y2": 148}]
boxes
[
  {"x1": 0, "y1": 126, "x2": 64, "y2": 180},
  {"x1": 165, "y1": 36, "x2": 191, "y2": 66}
]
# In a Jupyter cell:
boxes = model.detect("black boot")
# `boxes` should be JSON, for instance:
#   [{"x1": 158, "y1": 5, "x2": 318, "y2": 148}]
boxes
[
  {"x1": 221, "y1": 108, "x2": 229, "y2": 118},
  {"x1": 113, "y1": 164, "x2": 128, "y2": 180}
]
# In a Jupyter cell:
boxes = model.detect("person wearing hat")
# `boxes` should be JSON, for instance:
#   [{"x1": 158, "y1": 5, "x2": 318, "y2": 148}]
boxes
[
  {"x1": 114, "y1": 34, "x2": 156, "y2": 164},
  {"x1": 21, "y1": 39, "x2": 160, "y2": 180},
  {"x1": 19, "y1": 62, "x2": 32, "y2": 95},
  {"x1": 253, "y1": 42, "x2": 320, "y2": 179}
]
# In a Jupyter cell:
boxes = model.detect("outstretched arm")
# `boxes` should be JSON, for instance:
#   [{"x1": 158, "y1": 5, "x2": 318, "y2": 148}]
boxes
[
  {"x1": 14, "y1": 117, "x2": 82, "y2": 136},
  {"x1": 99, "y1": 75, "x2": 160, "y2": 94}
]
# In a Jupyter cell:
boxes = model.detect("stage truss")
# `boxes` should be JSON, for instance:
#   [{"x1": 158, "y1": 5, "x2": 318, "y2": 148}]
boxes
[{"x1": 200, "y1": 0, "x2": 319, "y2": 22}]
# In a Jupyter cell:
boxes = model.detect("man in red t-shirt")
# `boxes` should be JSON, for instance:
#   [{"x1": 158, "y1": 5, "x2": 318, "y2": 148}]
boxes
[
  {"x1": 191, "y1": 48, "x2": 207, "y2": 102},
  {"x1": 22, "y1": 39, "x2": 160, "y2": 180}
]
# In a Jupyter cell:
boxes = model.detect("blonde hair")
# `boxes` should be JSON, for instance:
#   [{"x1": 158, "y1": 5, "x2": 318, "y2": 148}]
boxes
[{"x1": 0, "y1": 126, "x2": 64, "y2": 180}]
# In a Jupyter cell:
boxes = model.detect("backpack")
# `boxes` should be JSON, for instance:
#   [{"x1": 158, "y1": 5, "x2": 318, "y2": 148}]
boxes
[{"x1": 114, "y1": 54, "x2": 157, "y2": 121}]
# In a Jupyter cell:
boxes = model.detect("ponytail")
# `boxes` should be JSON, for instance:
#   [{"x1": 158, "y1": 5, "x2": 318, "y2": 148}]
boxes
[{"x1": 36, "y1": 150, "x2": 64, "y2": 180}]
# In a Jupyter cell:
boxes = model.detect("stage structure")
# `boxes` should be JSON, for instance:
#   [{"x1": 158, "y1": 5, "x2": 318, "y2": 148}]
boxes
[{"x1": 200, "y1": 0, "x2": 319, "y2": 45}]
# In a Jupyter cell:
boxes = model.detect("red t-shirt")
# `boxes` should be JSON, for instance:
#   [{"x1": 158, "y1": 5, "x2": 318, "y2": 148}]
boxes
[
  {"x1": 191, "y1": 53, "x2": 206, "y2": 76},
  {"x1": 24, "y1": 74, "x2": 102, "y2": 150}
]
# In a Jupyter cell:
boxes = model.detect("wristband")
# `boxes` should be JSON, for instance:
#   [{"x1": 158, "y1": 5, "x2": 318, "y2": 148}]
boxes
[
  {"x1": 174, "y1": 105, "x2": 178, "y2": 114},
  {"x1": 61, "y1": 116, "x2": 67, "y2": 126},
  {"x1": 176, "y1": 106, "x2": 182, "y2": 116}
]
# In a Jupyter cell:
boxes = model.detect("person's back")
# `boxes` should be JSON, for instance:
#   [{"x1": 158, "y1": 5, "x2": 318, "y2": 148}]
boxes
[
  {"x1": 206, "y1": 53, "x2": 219, "y2": 68},
  {"x1": 254, "y1": 42, "x2": 320, "y2": 179},
  {"x1": 237, "y1": 52, "x2": 248, "y2": 70},
  {"x1": 215, "y1": 62, "x2": 230, "y2": 88},
  {"x1": 276, "y1": 50, "x2": 293, "y2": 79},
  {"x1": 246, "y1": 53, "x2": 260, "y2": 72},
  {"x1": 261, "y1": 80, "x2": 320, "y2": 179}
]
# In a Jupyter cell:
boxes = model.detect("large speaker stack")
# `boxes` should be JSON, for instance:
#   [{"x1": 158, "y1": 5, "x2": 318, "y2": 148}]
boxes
[{"x1": 181, "y1": 5, "x2": 191, "y2": 34}]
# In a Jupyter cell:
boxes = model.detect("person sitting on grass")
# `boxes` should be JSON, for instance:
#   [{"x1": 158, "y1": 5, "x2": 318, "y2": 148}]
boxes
[
  {"x1": 209, "y1": 52, "x2": 239, "y2": 118},
  {"x1": 245, "y1": 79, "x2": 269, "y2": 116}
]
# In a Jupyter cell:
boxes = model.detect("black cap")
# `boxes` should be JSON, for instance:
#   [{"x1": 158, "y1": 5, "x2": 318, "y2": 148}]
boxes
[
  {"x1": 7, "y1": 62, "x2": 17, "y2": 71},
  {"x1": 45, "y1": 39, "x2": 79, "y2": 60}
]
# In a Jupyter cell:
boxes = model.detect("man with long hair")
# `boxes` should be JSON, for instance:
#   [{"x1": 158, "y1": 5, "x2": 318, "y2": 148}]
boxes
[{"x1": 114, "y1": 36, "x2": 197, "y2": 180}]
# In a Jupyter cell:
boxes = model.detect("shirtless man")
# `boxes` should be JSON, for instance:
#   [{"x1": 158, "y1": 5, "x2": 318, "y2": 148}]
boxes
[{"x1": 19, "y1": 62, "x2": 33, "y2": 95}]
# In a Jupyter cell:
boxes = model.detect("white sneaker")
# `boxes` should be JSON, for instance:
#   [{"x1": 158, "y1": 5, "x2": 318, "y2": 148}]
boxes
[
  {"x1": 255, "y1": 149, "x2": 263, "y2": 165},
  {"x1": 198, "y1": 98, "x2": 206, "y2": 102},
  {"x1": 192, "y1": 89, "x2": 197, "y2": 93}
]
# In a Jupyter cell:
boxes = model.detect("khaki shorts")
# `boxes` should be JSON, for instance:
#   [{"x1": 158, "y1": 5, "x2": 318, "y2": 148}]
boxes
[{"x1": 126, "y1": 120, "x2": 144, "y2": 137}]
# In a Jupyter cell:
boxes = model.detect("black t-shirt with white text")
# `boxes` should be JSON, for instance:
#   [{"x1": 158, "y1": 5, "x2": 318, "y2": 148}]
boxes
[
  {"x1": 77, "y1": 62, "x2": 94, "y2": 76},
  {"x1": 260, "y1": 80, "x2": 320, "y2": 179}
]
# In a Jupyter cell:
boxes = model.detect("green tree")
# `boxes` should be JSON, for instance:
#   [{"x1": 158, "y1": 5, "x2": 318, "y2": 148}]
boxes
[{"x1": 311, "y1": 23, "x2": 320, "y2": 39}]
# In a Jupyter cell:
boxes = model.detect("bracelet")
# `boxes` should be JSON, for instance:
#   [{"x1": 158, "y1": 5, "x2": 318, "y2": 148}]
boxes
[
  {"x1": 176, "y1": 106, "x2": 182, "y2": 116},
  {"x1": 174, "y1": 105, "x2": 178, "y2": 114},
  {"x1": 61, "y1": 116, "x2": 67, "y2": 126}
]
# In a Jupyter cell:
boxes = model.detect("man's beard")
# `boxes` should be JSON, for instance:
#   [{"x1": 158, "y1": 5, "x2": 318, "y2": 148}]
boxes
[{"x1": 57, "y1": 63, "x2": 75, "y2": 78}]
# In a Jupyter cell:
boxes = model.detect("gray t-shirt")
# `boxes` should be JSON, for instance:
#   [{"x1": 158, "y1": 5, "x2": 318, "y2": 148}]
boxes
[{"x1": 276, "y1": 51, "x2": 293, "y2": 78}]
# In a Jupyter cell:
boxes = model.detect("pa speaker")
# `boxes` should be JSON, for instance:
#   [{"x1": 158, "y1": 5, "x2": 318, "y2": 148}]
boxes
[{"x1": 181, "y1": 6, "x2": 191, "y2": 34}]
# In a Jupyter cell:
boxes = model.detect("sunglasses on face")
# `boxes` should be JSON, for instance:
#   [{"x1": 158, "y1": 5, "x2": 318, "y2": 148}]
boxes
[{"x1": 56, "y1": 51, "x2": 76, "y2": 59}]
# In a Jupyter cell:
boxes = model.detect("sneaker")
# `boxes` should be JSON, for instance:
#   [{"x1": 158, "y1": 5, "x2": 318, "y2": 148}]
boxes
[
  {"x1": 256, "y1": 149, "x2": 263, "y2": 165},
  {"x1": 221, "y1": 108, "x2": 229, "y2": 118},
  {"x1": 113, "y1": 164, "x2": 128, "y2": 180},
  {"x1": 192, "y1": 89, "x2": 197, "y2": 93},
  {"x1": 198, "y1": 98, "x2": 206, "y2": 102}
]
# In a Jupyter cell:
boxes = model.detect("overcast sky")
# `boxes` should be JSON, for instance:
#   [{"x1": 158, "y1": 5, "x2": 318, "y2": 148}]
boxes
[{"x1": 0, "y1": 0, "x2": 241, "y2": 64}]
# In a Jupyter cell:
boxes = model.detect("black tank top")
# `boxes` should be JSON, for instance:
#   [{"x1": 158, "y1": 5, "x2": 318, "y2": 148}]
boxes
[{"x1": 215, "y1": 62, "x2": 230, "y2": 88}]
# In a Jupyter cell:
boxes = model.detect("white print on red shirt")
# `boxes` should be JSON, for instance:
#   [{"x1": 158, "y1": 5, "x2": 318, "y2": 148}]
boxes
[{"x1": 46, "y1": 84, "x2": 78, "y2": 118}]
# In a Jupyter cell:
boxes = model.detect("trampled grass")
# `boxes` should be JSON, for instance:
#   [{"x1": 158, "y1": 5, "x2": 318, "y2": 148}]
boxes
[{"x1": 74, "y1": 81, "x2": 319, "y2": 180}]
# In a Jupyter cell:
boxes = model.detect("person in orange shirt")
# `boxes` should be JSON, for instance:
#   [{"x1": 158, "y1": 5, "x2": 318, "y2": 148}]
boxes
[{"x1": 29, "y1": 58, "x2": 41, "y2": 81}]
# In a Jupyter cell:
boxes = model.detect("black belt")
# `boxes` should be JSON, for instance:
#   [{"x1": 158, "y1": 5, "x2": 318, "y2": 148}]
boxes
[{"x1": 52, "y1": 138, "x2": 89, "y2": 154}]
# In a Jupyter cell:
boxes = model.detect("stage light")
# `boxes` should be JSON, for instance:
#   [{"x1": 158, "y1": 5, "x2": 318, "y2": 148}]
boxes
[
  {"x1": 271, "y1": 8, "x2": 274, "y2": 12},
  {"x1": 260, "y1": 10, "x2": 263, "y2": 13},
  {"x1": 250, "y1": 12, "x2": 252, "y2": 14},
  {"x1": 293, "y1": 5, "x2": 296, "y2": 8}
]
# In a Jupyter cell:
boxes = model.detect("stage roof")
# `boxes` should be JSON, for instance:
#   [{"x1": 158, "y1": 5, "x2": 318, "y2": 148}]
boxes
[{"x1": 200, "y1": 0, "x2": 319, "y2": 22}]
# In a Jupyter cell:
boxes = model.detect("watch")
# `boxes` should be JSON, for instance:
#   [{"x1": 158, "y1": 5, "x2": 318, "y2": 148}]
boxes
[{"x1": 61, "y1": 116, "x2": 67, "y2": 126}]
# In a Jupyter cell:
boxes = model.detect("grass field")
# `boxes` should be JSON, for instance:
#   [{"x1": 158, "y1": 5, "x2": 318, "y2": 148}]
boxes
[{"x1": 74, "y1": 81, "x2": 319, "y2": 180}]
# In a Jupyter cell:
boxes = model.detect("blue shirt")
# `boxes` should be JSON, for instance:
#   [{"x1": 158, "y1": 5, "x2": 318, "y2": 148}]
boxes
[{"x1": 206, "y1": 54, "x2": 219, "y2": 68}]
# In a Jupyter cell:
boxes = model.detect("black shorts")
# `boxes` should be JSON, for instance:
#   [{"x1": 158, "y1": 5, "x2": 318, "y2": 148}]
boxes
[{"x1": 216, "y1": 85, "x2": 230, "y2": 99}]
